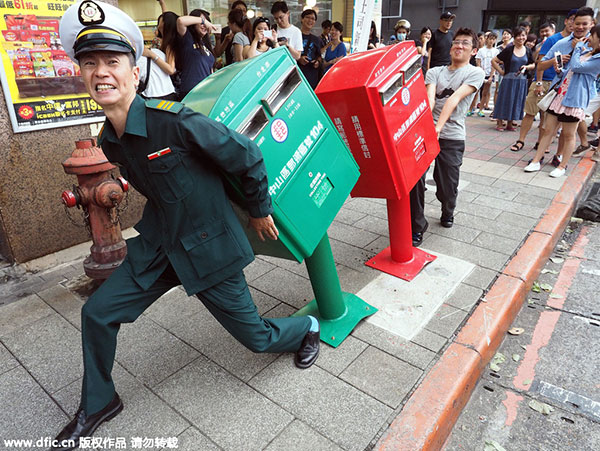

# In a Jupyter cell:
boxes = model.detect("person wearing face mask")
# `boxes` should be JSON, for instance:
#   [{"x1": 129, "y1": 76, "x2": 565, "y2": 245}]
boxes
[
  {"x1": 176, "y1": 9, "x2": 217, "y2": 99},
  {"x1": 394, "y1": 19, "x2": 410, "y2": 42}
]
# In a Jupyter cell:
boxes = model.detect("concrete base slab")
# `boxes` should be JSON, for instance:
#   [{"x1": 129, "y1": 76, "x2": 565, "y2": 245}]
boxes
[{"x1": 359, "y1": 250, "x2": 475, "y2": 341}]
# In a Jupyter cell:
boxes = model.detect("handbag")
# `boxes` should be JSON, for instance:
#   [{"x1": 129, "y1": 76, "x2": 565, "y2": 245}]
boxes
[
  {"x1": 537, "y1": 89, "x2": 557, "y2": 112},
  {"x1": 137, "y1": 56, "x2": 152, "y2": 96}
]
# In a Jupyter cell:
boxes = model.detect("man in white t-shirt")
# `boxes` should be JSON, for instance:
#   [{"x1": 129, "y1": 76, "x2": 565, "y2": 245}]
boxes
[
  {"x1": 410, "y1": 28, "x2": 484, "y2": 246},
  {"x1": 271, "y1": 1, "x2": 303, "y2": 60}
]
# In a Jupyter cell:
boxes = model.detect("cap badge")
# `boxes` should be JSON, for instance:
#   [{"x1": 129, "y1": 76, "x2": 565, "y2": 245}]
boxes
[{"x1": 79, "y1": 1, "x2": 105, "y2": 25}]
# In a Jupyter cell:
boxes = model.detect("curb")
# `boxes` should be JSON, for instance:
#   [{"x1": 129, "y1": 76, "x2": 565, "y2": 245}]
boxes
[{"x1": 376, "y1": 156, "x2": 597, "y2": 451}]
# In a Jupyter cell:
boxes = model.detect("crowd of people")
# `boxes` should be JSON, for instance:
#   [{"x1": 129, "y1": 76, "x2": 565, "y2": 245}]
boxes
[{"x1": 137, "y1": 0, "x2": 348, "y2": 98}]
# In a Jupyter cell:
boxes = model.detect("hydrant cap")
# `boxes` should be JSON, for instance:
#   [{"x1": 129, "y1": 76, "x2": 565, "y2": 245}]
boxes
[{"x1": 62, "y1": 139, "x2": 115, "y2": 175}]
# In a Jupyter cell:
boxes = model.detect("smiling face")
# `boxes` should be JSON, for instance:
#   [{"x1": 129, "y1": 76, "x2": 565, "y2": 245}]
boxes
[
  {"x1": 330, "y1": 27, "x2": 341, "y2": 41},
  {"x1": 502, "y1": 30, "x2": 511, "y2": 43},
  {"x1": 450, "y1": 33, "x2": 475, "y2": 64},
  {"x1": 513, "y1": 31, "x2": 526, "y2": 46},
  {"x1": 539, "y1": 25, "x2": 552, "y2": 39},
  {"x1": 421, "y1": 29, "x2": 431, "y2": 41},
  {"x1": 195, "y1": 13, "x2": 209, "y2": 36},
  {"x1": 79, "y1": 51, "x2": 138, "y2": 111},
  {"x1": 301, "y1": 13, "x2": 316, "y2": 32},
  {"x1": 573, "y1": 15, "x2": 594, "y2": 39},
  {"x1": 589, "y1": 29, "x2": 600, "y2": 50}
]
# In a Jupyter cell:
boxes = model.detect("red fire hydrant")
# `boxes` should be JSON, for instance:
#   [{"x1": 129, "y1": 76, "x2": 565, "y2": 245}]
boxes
[{"x1": 61, "y1": 138, "x2": 128, "y2": 280}]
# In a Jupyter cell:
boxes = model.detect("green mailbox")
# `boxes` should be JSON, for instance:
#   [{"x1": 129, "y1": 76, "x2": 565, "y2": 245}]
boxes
[{"x1": 183, "y1": 47, "x2": 376, "y2": 346}]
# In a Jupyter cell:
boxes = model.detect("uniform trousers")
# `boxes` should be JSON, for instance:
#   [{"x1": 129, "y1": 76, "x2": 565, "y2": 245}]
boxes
[
  {"x1": 80, "y1": 258, "x2": 311, "y2": 415},
  {"x1": 410, "y1": 139, "x2": 465, "y2": 233}
]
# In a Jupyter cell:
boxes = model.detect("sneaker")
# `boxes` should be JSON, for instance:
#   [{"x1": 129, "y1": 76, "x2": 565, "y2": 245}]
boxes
[
  {"x1": 549, "y1": 167, "x2": 566, "y2": 178},
  {"x1": 477, "y1": 111, "x2": 485, "y2": 117},
  {"x1": 592, "y1": 150, "x2": 600, "y2": 162},
  {"x1": 588, "y1": 125, "x2": 599, "y2": 134},
  {"x1": 551, "y1": 154, "x2": 562, "y2": 167},
  {"x1": 524, "y1": 161, "x2": 541, "y2": 172},
  {"x1": 466, "y1": 110, "x2": 474, "y2": 117},
  {"x1": 573, "y1": 144, "x2": 592, "y2": 157},
  {"x1": 590, "y1": 137, "x2": 599, "y2": 147}
]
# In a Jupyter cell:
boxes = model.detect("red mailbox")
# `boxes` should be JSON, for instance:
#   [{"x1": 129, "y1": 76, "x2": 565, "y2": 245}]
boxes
[{"x1": 316, "y1": 42, "x2": 441, "y2": 280}]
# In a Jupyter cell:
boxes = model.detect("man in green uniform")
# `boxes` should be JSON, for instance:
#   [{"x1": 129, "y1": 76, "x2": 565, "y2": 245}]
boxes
[{"x1": 53, "y1": 2, "x2": 319, "y2": 449}]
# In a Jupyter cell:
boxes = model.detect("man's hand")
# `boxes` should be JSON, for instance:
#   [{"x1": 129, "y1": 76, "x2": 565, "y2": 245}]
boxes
[
  {"x1": 298, "y1": 55, "x2": 309, "y2": 65},
  {"x1": 248, "y1": 215, "x2": 279, "y2": 241},
  {"x1": 435, "y1": 123, "x2": 442, "y2": 138}
]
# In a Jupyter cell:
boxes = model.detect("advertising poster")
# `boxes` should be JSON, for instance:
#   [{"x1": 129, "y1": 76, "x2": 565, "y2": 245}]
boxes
[
  {"x1": 350, "y1": 0, "x2": 375, "y2": 54},
  {"x1": 0, "y1": 0, "x2": 104, "y2": 133}
]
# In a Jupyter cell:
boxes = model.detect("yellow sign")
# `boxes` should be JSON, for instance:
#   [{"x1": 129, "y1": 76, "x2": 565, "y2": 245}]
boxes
[{"x1": 0, "y1": 0, "x2": 104, "y2": 133}]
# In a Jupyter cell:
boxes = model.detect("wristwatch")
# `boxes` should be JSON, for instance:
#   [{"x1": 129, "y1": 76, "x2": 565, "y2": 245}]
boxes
[{"x1": 535, "y1": 81, "x2": 543, "y2": 86}]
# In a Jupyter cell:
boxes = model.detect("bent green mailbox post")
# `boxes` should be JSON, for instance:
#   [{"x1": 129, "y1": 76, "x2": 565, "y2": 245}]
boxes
[{"x1": 183, "y1": 47, "x2": 376, "y2": 346}]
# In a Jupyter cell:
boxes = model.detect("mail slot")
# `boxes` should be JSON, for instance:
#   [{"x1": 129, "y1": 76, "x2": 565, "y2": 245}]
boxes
[
  {"x1": 184, "y1": 47, "x2": 359, "y2": 262},
  {"x1": 316, "y1": 42, "x2": 441, "y2": 280},
  {"x1": 183, "y1": 47, "x2": 375, "y2": 346}
]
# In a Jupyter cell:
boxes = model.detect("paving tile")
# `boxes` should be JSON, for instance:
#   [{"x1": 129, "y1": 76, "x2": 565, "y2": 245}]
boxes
[
  {"x1": 0, "y1": 366, "x2": 68, "y2": 442},
  {"x1": 116, "y1": 315, "x2": 201, "y2": 387},
  {"x1": 250, "y1": 267, "x2": 314, "y2": 309},
  {"x1": 472, "y1": 231, "x2": 524, "y2": 256},
  {"x1": 455, "y1": 189, "x2": 479, "y2": 204},
  {"x1": 340, "y1": 346, "x2": 422, "y2": 408},
  {"x1": 463, "y1": 266, "x2": 499, "y2": 290},
  {"x1": 265, "y1": 420, "x2": 343, "y2": 451},
  {"x1": 528, "y1": 170, "x2": 567, "y2": 190},
  {"x1": 0, "y1": 293, "x2": 54, "y2": 337},
  {"x1": 462, "y1": 181, "x2": 520, "y2": 200},
  {"x1": 175, "y1": 427, "x2": 221, "y2": 451},
  {"x1": 512, "y1": 191, "x2": 553, "y2": 209},
  {"x1": 423, "y1": 235, "x2": 510, "y2": 272},
  {"x1": 156, "y1": 357, "x2": 293, "y2": 451},
  {"x1": 37, "y1": 284, "x2": 84, "y2": 330},
  {"x1": 445, "y1": 283, "x2": 484, "y2": 312},
  {"x1": 264, "y1": 302, "x2": 297, "y2": 318},
  {"x1": 334, "y1": 263, "x2": 379, "y2": 294},
  {"x1": 0, "y1": 342, "x2": 18, "y2": 375},
  {"x1": 249, "y1": 287, "x2": 283, "y2": 315},
  {"x1": 461, "y1": 159, "x2": 510, "y2": 178},
  {"x1": 454, "y1": 201, "x2": 503, "y2": 220},
  {"x1": 343, "y1": 198, "x2": 388, "y2": 219},
  {"x1": 2, "y1": 313, "x2": 82, "y2": 393},
  {"x1": 328, "y1": 221, "x2": 380, "y2": 248},
  {"x1": 491, "y1": 178, "x2": 557, "y2": 199},
  {"x1": 425, "y1": 303, "x2": 471, "y2": 338},
  {"x1": 472, "y1": 194, "x2": 545, "y2": 219},
  {"x1": 495, "y1": 211, "x2": 539, "y2": 230},
  {"x1": 459, "y1": 171, "x2": 498, "y2": 186},
  {"x1": 453, "y1": 212, "x2": 531, "y2": 240},
  {"x1": 352, "y1": 322, "x2": 436, "y2": 370},
  {"x1": 249, "y1": 356, "x2": 392, "y2": 451},
  {"x1": 352, "y1": 214, "x2": 390, "y2": 237},
  {"x1": 168, "y1": 308, "x2": 279, "y2": 382},
  {"x1": 316, "y1": 335, "x2": 368, "y2": 376},
  {"x1": 361, "y1": 235, "x2": 389, "y2": 254},
  {"x1": 243, "y1": 257, "x2": 277, "y2": 282},
  {"x1": 259, "y1": 255, "x2": 310, "y2": 278},
  {"x1": 329, "y1": 239, "x2": 376, "y2": 273},
  {"x1": 53, "y1": 364, "x2": 190, "y2": 439},
  {"x1": 333, "y1": 207, "x2": 368, "y2": 226},
  {"x1": 427, "y1": 221, "x2": 482, "y2": 244},
  {"x1": 143, "y1": 287, "x2": 206, "y2": 331}
]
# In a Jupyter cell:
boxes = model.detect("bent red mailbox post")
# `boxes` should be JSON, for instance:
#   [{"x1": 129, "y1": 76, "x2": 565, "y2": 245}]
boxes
[{"x1": 316, "y1": 42, "x2": 440, "y2": 281}]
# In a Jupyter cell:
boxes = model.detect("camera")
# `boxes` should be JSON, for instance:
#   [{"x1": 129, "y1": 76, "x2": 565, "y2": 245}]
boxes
[{"x1": 263, "y1": 30, "x2": 272, "y2": 40}]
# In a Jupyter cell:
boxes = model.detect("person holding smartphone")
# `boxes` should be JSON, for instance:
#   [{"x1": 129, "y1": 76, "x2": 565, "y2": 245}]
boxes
[
  {"x1": 245, "y1": 17, "x2": 279, "y2": 59},
  {"x1": 299, "y1": 9, "x2": 322, "y2": 89},
  {"x1": 271, "y1": 1, "x2": 303, "y2": 60}
]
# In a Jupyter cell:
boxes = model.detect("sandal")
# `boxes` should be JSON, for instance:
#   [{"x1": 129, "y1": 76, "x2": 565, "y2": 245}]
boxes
[
  {"x1": 533, "y1": 142, "x2": 539, "y2": 150},
  {"x1": 505, "y1": 126, "x2": 516, "y2": 132},
  {"x1": 495, "y1": 126, "x2": 504, "y2": 131},
  {"x1": 510, "y1": 140, "x2": 525, "y2": 152}
]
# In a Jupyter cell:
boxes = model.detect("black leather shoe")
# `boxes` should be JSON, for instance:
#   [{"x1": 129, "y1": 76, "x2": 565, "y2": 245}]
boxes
[
  {"x1": 295, "y1": 328, "x2": 320, "y2": 369},
  {"x1": 412, "y1": 231, "x2": 424, "y2": 247},
  {"x1": 440, "y1": 216, "x2": 454, "y2": 228},
  {"x1": 51, "y1": 393, "x2": 123, "y2": 450}
]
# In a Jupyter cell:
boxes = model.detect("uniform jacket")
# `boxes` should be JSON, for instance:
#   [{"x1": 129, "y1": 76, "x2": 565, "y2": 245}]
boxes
[{"x1": 98, "y1": 95, "x2": 272, "y2": 295}]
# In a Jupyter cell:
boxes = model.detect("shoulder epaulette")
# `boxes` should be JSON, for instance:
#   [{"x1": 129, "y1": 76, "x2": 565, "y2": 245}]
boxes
[{"x1": 145, "y1": 99, "x2": 184, "y2": 114}]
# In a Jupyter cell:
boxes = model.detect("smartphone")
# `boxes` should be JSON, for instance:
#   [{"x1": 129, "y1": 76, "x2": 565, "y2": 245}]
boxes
[
  {"x1": 271, "y1": 24, "x2": 277, "y2": 31},
  {"x1": 213, "y1": 24, "x2": 222, "y2": 34},
  {"x1": 277, "y1": 36, "x2": 288, "y2": 43},
  {"x1": 555, "y1": 51, "x2": 563, "y2": 70},
  {"x1": 263, "y1": 30, "x2": 272, "y2": 40}
]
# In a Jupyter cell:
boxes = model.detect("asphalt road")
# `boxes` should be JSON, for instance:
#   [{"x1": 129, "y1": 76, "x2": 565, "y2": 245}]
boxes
[{"x1": 445, "y1": 170, "x2": 600, "y2": 451}]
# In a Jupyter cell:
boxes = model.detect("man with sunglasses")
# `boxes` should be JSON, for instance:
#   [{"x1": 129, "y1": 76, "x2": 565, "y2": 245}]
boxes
[{"x1": 410, "y1": 28, "x2": 484, "y2": 246}]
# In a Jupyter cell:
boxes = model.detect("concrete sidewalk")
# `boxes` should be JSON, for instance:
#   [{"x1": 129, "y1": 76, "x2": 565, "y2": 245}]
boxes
[{"x1": 0, "y1": 116, "x2": 596, "y2": 450}]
